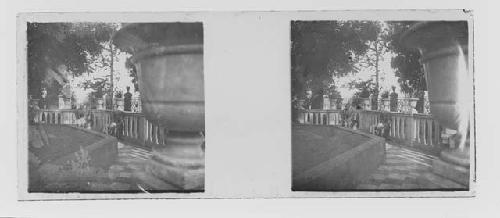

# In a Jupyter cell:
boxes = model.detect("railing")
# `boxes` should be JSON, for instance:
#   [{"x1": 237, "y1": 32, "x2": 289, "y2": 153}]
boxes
[
  {"x1": 297, "y1": 109, "x2": 444, "y2": 151},
  {"x1": 121, "y1": 112, "x2": 168, "y2": 147},
  {"x1": 34, "y1": 109, "x2": 114, "y2": 134},
  {"x1": 298, "y1": 109, "x2": 343, "y2": 126},
  {"x1": 33, "y1": 109, "x2": 166, "y2": 148}
]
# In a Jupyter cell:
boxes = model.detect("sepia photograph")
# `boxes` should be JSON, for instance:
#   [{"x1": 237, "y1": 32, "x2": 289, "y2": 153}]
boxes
[
  {"x1": 291, "y1": 20, "x2": 473, "y2": 191},
  {"x1": 25, "y1": 22, "x2": 205, "y2": 194}
]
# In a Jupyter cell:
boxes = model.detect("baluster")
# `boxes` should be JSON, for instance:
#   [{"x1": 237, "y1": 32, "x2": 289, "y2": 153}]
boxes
[
  {"x1": 139, "y1": 116, "x2": 144, "y2": 144},
  {"x1": 399, "y1": 117, "x2": 403, "y2": 140},
  {"x1": 403, "y1": 117, "x2": 407, "y2": 140},
  {"x1": 395, "y1": 117, "x2": 400, "y2": 139},
  {"x1": 151, "y1": 124, "x2": 156, "y2": 144},
  {"x1": 393, "y1": 116, "x2": 397, "y2": 138},
  {"x1": 434, "y1": 121, "x2": 441, "y2": 146},
  {"x1": 129, "y1": 116, "x2": 133, "y2": 138},
  {"x1": 128, "y1": 116, "x2": 132, "y2": 138},
  {"x1": 427, "y1": 119, "x2": 434, "y2": 147},
  {"x1": 159, "y1": 126, "x2": 165, "y2": 145},
  {"x1": 415, "y1": 118, "x2": 420, "y2": 144},
  {"x1": 437, "y1": 124, "x2": 443, "y2": 146},
  {"x1": 392, "y1": 116, "x2": 397, "y2": 138},
  {"x1": 422, "y1": 119, "x2": 428, "y2": 145},
  {"x1": 154, "y1": 124, "x2": 159, "y2": 144},
  {"x1": 145, "y1": 117, "x2": 149, "y2": 143},
  {"x1": 149, "y1": 121, "x2": 153, "y2": 143},
  {"x1": 134, "y1": 116, "x2": 138, "y2": 139},
  {"x1": 145, "y1": 120, "x2": 149, "y2": 143},
  {"x1": 123, "y1": 116, "x2": 128, "y2": 137},
  {"x1": 401, "y1": 117, "x2": 406, "y2": 140},
  {"x1": 130, "y1": 116, "x2": 134, "y2": 138},
  {"x1": 421, "y1": 118, "x2": 426, "y2": 144}
]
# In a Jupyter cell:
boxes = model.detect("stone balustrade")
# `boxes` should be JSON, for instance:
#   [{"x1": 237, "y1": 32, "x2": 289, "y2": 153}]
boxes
[
  {"x1": 120, "y1": 112, "x2": 168, "y2": 147},
  {"x1": 32, "y1": 109, "x2": 166, "y2": 149},
  {"x1": 298, "y1": 109, "x2": 343, "y2": 126},
  {"x1": 297, "y1": 109, "x2": 443, "y2": 152}
]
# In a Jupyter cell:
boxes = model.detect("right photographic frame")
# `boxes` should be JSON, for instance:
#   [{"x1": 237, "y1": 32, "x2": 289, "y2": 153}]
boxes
[{"x1": 291, "y1": 19, "x2": 474, "y2": 192}]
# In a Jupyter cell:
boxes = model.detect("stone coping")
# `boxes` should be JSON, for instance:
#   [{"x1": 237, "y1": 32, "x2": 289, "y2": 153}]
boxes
[{"x1": 292, "y1": 124, "x2": 385, "y2": 190}]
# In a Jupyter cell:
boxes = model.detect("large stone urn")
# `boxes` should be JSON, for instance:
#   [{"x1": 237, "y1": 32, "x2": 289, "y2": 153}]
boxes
[
  {"x1": 402, "y1": 21, "x2": 471, "y2": 186},
  {"x1": 113, "y1": 23, "x2": 205, "y2": 190}
]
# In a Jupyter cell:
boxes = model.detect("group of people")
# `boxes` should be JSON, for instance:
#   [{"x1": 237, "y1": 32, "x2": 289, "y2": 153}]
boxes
[
  {"x1": 340, "y1": 103, "x2": 362, "y2": 130},
  {"x1": 292, "y1": 93, "x2": 392, "y2": 140}
]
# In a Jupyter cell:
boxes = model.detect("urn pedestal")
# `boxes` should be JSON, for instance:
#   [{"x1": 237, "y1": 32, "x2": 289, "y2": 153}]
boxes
[
  {"x1": 402, "y1": 21, "x2": 471, "y2": 186},
  {"x1": 322, "y1": 95, "x2": 330, "y2": 110},
  {"x1": 381, "y1": 99, "x2": 390, "y2": 112},
  {"x1": 114, "y1": 23, "x2": 205, "y2": 190}
]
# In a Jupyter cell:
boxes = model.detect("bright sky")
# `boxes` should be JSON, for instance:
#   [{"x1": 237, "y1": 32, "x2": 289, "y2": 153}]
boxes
[
  {"x1": 69, "y1": 44, "x2": 136, "y2": 105},
  {"x1": 335, "y1": 50, "x2": 401, "y2": 99},
  {"x1": 70, "y1": 48, "x2": 402, "y2": 104},
  {"x1": 67, "y1": 21, "x2": 404, "y2": 105}
]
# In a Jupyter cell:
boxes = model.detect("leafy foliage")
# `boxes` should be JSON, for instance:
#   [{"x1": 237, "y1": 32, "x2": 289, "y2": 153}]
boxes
[
  {"x1": 291, "y1": 21, "x2": 381, "y2": 97},
  {"x1": 27, "y1": 23, "x2": 117, "y2": 105},
  {"x1": 386, "y1": 21, "x2": 427, "y2": 95},
  {"x1": 349, "y1": 79, "x2": 375, "y2": 99},
  {"x1": 125, "y1": 57, "x2": 139, "y2": 92},
  {"x1": 82, "y1": 78, "x2": 108, "y2": 98}
]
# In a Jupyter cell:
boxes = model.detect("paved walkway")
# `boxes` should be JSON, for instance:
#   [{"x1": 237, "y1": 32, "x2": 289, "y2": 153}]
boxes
[
  {"x1": 108, "y1": 142, "x2": 178, "y2": 192},
  {"x1": 356, "y1": 143, "x2": 466, "y2": 190}
]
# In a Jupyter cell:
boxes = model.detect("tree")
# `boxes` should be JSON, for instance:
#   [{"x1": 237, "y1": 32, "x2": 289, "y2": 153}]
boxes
[
  {"x1": 386, "y1": 21, "x2": 427, "y2": 95},
  {"x1": 349, "y1": 79, "x2": 376, "y2": 107},
  {"x1": 349, "y1": 79, "x2": 375, "y2": 99},
  {"x1": 291, "y1": 21, "x2": 381, "y2": 98},
  {"x1": 125, "y1": 57, "x2": 139, "y2": 92},
  {"x1": 27, "y1": 23, "x2": 116, "y2": 107},
  {"x1": 355, "y1": 21, "x2": 390, "y2": 93},
  {"x1": 386, "y1": 21, "x2": 427, "y2": 112}
]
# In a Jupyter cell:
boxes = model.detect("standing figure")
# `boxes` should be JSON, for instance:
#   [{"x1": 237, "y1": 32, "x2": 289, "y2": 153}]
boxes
[
  {"x1": 39, "y1": 87, "x2": 47, "y2": 109},
  {"x1": 389, "y1": 86, "x2": 398, "y2": 112},
  {"x1": 124, "y1": 86, "x2": 132, "y2": 112}
]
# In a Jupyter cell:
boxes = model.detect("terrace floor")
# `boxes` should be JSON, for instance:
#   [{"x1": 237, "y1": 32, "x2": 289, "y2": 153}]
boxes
[
  {"x1": 109, "y1": 141, "x2": 180, "y2": 192},
  {"x1": 356, "y1": 143, "x2": 467, "y2": 190}
]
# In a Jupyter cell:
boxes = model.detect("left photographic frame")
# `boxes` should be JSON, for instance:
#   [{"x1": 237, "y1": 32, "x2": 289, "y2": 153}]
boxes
[{"x1": 18, "y1": 15, "x2": 205, "y2": 199}]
